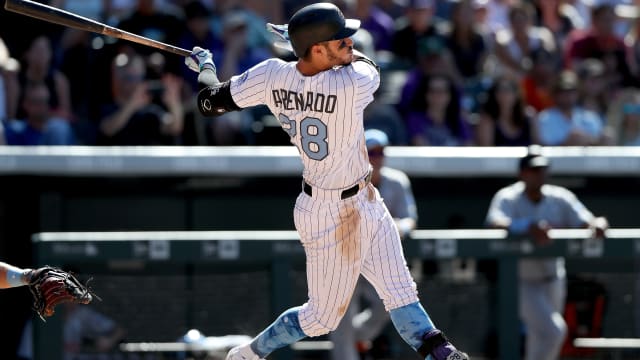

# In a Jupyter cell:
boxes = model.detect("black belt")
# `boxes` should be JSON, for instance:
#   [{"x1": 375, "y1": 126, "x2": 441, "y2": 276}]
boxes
[
  {"x1": 303, "y1": 171, "x2": 372, "y2": 200},
  {"x1": 303, "y1": 181, "x2": 360, "y2": 200}
]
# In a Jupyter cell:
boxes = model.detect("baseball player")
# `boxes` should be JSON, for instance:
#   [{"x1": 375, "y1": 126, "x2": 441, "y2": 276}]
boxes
[
  {"x1": 329, "y1": 128, "x2": 419, "y2": 360},
  {"x1": 186, "y1": 3, "x2": 469, "y2": 360},
  {"x1": 485, "y1": 146, "x2": 608, "y2": 360}
]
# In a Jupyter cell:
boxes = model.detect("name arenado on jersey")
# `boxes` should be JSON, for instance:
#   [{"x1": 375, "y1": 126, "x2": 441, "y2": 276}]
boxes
[{"x1": 272, "y1": 89, "x2": 337, "y2": 113}]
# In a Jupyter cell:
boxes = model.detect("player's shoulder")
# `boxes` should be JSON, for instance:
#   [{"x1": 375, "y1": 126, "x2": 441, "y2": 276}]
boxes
[
  {"x1": 542, "y1": 184, "x2": 576, "y2": 200},
  {"x1": 258, "y1": 57, "x2": 293, "y2": 71},
  {"x1": 349, "y1": 58, "x2": 380, "y2": 78},
  {"x1": 495, "y1": 181, "x2": 524, "y2": 200},
  {"x1": 237, "y1": 57, "x2": 294, "y2": 76}
]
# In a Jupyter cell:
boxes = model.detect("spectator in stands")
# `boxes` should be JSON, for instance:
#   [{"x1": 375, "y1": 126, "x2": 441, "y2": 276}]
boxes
[
  {"x1": 178, "y1": 0, "x2": 223, "y2": 95},
  {"x1": 470, "y1": 0, "x2": 494, "y2": 41},
  {"x1": 622, "y1": 4, "x2": 640, "y2": 80},
  {"x1": 476, "y1": 75, "x2": 539, "y2": 146},
  {"x1": 537, "y1": 70, "x2": 613, "y2": 146},
  {"x1": 494, "y1": 1, "x2": 557, "y2": 79},
  {"x1": 485, "y1": 145, "x2": 609, "y2": 360},
  {"x1": 444, "y1": 0, "x2": 490, "y2": 83},
  {"x1": 397, "y1": 36, "x2": 463, "y2": 117},
  {"x1": 390, "y1": 0, "x2": 447, "y2": 67},
  {"x1": 17, "y1": 35, "x2": 72, "y2": 121},
  {"x1": 531, "y1": 0, "x2": 581, "y2": 47},
  {"x1": 55, "y1": 0, "x2": 113, "y2": 125},
  {"x1": 346, "y1": 0, "x2": 395, "y2": 53},
  {"x1": 520, "y1": 47, "x2": 561, "y2": 113},
  {"x1": 4, "y1": 82, "x2": 75, "y2": 145},
  {"x1": 564, "y1": 3, "x2": 638, "y2": 89},
  {"x1": 98, "y1": 52, "x2": 184, "y2": 145},
  {"x1": 213, "y1": 0, "x2": 279, "y2": 53},
  {"x1": 377, "y1": 0, "x2": 407, "y2": 20},
  {"x1": 575, "y1": 58, "x2": 609, "y2": 118},
  {"x1": 406, "y1": 73, "x2": 473, "y2": 146},
  {"x1": 63, "y1": 302, "x2": 126, "y2": 360},
  {"x1": 116, "y1": 0, "x2": 186, "y2": 74},
  {"x1": 205, "y1": 9, "x2": 271, "y2": 145},
  {"x1": 216, "y1": 9, "x2": 272, "y2": 83},
  {"x1": 606, "y1": 87, "x2": 640, "y2": 146},
  {"x1": 329, "y1": 129, "x2": 418, "y2": 360},
  {"x1": 0, "y1": 35, "x2": 19, "y2": 123}
]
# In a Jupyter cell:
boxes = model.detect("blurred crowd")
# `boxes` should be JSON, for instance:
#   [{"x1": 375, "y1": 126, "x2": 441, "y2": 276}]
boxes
[{"x1": 1, "y1": 0, "x2": 640, "y2": 147}]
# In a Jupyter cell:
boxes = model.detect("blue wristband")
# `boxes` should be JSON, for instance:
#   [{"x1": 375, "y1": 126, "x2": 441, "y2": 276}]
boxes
[
  {"x1": 508, "y1": 218, "x2": 532, "y2": 234},
  {"x1": 6, "y1": 267, "x2": 26, "y2": 287}
]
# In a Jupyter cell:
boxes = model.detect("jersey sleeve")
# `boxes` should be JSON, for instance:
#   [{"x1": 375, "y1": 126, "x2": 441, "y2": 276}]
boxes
[
  {"x1": 229, "y1": 58, "x2": 280, "y2": 108},
  {"x1": 558, "y1": 187, "x2": 595, "y2": 227},
  {"x1": 485, "y1": 188, "x2": 516, "y2": 227},
  {"x1": 350, "y1": 60, "x2": 380, "y2": 107}
]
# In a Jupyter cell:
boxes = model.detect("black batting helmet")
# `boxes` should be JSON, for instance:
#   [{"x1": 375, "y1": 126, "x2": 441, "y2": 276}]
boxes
[{"x1": 288, "y1": 2, "x2": 361, "y2": 58}]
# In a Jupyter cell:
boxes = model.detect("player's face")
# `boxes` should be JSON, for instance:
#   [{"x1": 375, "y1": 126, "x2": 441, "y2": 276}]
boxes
[
  {"x1": 367, "y1": 146, "x2": 385, "y2": 169},
  {"x1": 520, "y1": 167, "x2": 547, "y2": 192},
  {"x1": 320, "y1": 37, "x2": 354, "y2": 66}
]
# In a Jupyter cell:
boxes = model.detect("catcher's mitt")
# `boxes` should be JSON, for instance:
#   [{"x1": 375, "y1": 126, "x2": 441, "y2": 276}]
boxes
[{"x1": 27, "y1": 266, "x2": 99, "y2": 320}]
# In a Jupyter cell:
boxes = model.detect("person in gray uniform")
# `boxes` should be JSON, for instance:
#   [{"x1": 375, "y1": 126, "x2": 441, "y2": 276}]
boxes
[{"x1": 485, "y1": 145, "x2": 608, "y2": 360}]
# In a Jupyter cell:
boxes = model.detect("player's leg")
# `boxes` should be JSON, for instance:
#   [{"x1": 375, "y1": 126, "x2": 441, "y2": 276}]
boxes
[
  {"x1": 227, "y1": 194, "x2": 364, "y2": 360},
  {"x1": 360, "y1": 190, "x2": 468, "y2": 360},
  {"x1": 294, "y1": 193, "x2": 368, "y2": 338},
  {"x1": 225, "y1": 306, "x2": 306, "y2": 360},
  {"x1": 520, "y1": 279, "x2": 567, "y2": 360}
]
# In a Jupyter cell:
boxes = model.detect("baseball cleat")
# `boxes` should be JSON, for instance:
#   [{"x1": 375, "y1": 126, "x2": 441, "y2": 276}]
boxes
[
  {"x1": 431, "y1": 341, "x2": 470, "y2": 360},
  {"x1": 445, "y1": 349, "x2": 470, "y2": 360},
  {"x1": 225, "y1": 343, "x2": 264, "y2": 360}
]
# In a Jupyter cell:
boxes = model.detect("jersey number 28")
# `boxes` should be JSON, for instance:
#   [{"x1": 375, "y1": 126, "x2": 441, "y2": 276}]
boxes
[{"x1": 278, "y1": 114, "x2": 328, "y2": 161}]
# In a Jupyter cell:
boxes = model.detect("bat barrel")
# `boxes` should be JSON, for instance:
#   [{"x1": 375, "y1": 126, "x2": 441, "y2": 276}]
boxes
[
  {"x1": 4, "y1": 0, "x2": 106, "y2": 33},
  {"x1": 4, "y1": 0, "x2": 191, "y2": 57}
]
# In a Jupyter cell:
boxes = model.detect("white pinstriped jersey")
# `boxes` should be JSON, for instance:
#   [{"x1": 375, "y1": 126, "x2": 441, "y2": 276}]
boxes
[{"x1": 229, "y1": 58, "x2": 379, "y2": 189}]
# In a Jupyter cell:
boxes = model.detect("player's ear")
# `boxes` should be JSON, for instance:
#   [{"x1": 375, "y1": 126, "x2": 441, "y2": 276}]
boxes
[{"x1": 310, "y1": 43, "x2": 324, "y2": 58}]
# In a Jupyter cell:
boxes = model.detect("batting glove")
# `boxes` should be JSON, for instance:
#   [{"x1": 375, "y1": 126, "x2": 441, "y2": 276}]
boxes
[{"x1": 185, "y1": 46, "x2": 216, "y2": 74}]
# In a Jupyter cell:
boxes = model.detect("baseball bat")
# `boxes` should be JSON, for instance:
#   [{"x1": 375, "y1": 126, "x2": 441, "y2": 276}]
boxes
[{"x1": 3, "y1": 0, "x2": 191, "y2": 57}]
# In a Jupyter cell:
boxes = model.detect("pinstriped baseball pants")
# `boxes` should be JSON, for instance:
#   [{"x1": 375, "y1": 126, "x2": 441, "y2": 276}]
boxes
[{"x1": 294, "y1": 183, "x2": 419, "y2": 337}]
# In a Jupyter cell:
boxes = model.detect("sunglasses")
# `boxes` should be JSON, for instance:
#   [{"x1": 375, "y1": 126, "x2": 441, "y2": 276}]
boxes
[
  {"x1": 368, "y1": 149, "x2": 384, "y2": 157},
  {"x1": 321, "y1": 38, "x2": 349, "y2": 50}
]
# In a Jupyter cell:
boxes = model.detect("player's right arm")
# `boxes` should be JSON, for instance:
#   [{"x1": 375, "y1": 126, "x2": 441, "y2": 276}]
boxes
[{"x1": 198, "y1": 58, "x2": 277, "y2": 116}]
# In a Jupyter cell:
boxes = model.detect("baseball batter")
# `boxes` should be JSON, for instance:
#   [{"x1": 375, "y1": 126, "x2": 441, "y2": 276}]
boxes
[{"x1": 186, "y1": 3, "x2": 468, "y2": 360}]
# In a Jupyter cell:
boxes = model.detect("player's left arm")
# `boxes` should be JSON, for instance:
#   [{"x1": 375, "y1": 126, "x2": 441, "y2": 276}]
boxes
[
  {"x1": 561, "y1": 189, "x2": 609, "y2": 237},
  {"x1": 197, "y1": 81, "x2": 242, "y2": 117}
]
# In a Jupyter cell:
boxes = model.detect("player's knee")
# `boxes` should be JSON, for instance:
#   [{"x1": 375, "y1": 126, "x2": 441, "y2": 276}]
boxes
[
  {"x1": 532, "y1": 314, "x2": 567, "y2": 349},
  {"x1": 304, "y1": 323, "x2": 333, "y2": 337},
  {"x1": 548, "y1": 315, "x2": 568, "y2": 346},
  {"x1": 299, "y1": 309, "x2": 344, "y2": 337}
]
